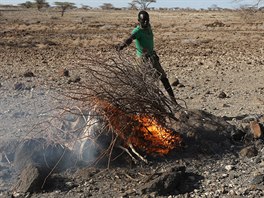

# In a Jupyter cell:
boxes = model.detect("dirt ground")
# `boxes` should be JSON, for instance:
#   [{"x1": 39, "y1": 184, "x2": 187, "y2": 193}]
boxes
[{"x1": 0, "y1": 8, "x2": 264, "y2": 197}]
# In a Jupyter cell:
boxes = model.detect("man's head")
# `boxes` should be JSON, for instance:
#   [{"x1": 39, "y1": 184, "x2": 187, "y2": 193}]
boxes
[{"x1": 138, "y1": 10, "x2": 149, "y2": 29}]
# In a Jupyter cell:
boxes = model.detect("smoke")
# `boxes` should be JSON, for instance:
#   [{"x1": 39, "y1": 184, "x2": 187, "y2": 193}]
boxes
[
  {"x1": 0, "y1": 86, "x2": 113, "y2": 193},
  {"x1": 60, "y1": 106, "x2": 111, "y2": 166},
  {"x1": 14, "y1": 138, "x2": 75, "y2": 173}
]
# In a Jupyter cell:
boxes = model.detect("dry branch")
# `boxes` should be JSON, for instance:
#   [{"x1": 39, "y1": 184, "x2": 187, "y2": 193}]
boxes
[
  {"x1": 69, "y1": 50, "x2": 182, "y2": 121},
  {"x1": 62, "y1": 50, "x2": 183, "y2": 159}
]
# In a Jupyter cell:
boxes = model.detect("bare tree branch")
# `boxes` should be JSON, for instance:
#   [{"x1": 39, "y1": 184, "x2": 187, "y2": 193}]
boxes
[
  {"x1": 131, "y1": 0, "x2": 156, "y2": 10},
  {"x1": 233, "y1": 0, "x2": 263, "y2": 7}
]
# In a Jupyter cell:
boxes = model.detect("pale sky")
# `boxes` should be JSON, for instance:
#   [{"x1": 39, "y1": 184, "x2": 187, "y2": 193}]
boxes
[{"x1": 0, "y1": 0, "x2": 261, "y2": 9}]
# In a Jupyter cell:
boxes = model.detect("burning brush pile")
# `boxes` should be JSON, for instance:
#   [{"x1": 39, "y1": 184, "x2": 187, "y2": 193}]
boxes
[{"x1": 63, "y1": 51, "x2": 184, "y2": 164}]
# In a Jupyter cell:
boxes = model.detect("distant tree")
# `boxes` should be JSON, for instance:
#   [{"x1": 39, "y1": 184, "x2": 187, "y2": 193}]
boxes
[
  {"x1": 209, "y1": 4, "x2": 221, "y2": 10},
  {"x1": 54, "y1": 2, "x2": 76, "y2": 16},
  {"x1": 128, "y1": 2, "x2": 138, "y2": 10},
  {"x1": 34, "y1": 0, "x2": 49, "y2": 11},
  {"x1": 234, "y1": 0, "x2": 264, "y2": 21},
  {"x1": 81, "y1": 4, "x2": 92, "y2": 10},
  {"x1": 19, "y1": 1, "x2": 34, "y2": 8},
  {"x1": 100, "y1": 3, "x2": 114, "y2": 10},
  {"x1": 131, "y1": 0, "x2": 156, "y2": 10}
]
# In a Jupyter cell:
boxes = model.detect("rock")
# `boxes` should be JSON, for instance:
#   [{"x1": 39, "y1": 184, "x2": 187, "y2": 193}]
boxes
[
  {"x1": 23, "y1": 71, "x2": 35, "y2": 77},
  {"x1": 225, "y1": 165, "x2": 235, "y2": 171},
  {"x1": 218, "y1": 91, "x2": 227, "y2": 99},
  {"x1": 251, "y1": 174, "x2": 264, "y2": 185},
  {"x1": 68, "y1": 76, "x2": 81, "y2": 84},
  {"x1": 239, "y1": 145, "x2": 258, "y2": 158},
  {"x1": 44, "y1": 40, "x2": 57, "y2": 46},
  {"x1": 14, "y1": 82, "x2": 25, "y2": 90},
  {"x1": 59, "y1": 68, "x2": 70, "y2": 77},
  {"x1": 139, "y1": 166, "x2": 185, "y2": 195},
  {"x1": 177, "y1": 83, "x2": 185, "y2": 88},
  {"x1": 14, "y1": 82, "x2": 32, "y2": 91},
  {"x1": 171, "y1": 78, "x2": 180, "y2": 86},
  {"x1": 250, "y1": 121, "x2": 263, "y2": 139},
  {"x1": 13, "y1": 163, "x2": 45, "y2": 193},
  {"x1": 205, "y1": 21, "x2": 226, "y2": 27},
  {"x1": 14, "y1": 138, "x2": 75, "y2": 173},
  {"x1": 205, "y1": 90, "x2": 211, "y2": 95}
]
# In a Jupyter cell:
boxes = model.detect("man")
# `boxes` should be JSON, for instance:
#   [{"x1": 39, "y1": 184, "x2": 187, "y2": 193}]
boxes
[{"x1": 116, "y1": 10, "x2": 177, "y2": 104}]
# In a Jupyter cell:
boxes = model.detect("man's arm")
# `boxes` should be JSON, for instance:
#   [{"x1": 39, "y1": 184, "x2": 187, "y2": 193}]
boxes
[{"x1": 116, "y1": 34, "x2": 136, "y2": 51}]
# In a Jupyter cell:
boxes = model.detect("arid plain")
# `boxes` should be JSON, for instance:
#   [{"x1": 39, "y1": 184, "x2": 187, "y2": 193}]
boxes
[{"x1": 0, "y1": 8, "x2": 264, "y2": 197}]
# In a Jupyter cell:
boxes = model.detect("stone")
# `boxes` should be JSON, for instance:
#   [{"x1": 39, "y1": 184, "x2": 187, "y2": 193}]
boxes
[
  {"x1": 139, "y1": 166, "x2": 185, "y2": 196},
  {"x1": 259, "y1": 116, "x2": 264, "y2": 123},
  {"x1": 251, "y1": 174, "x2": 264, "y2": 185},
  {"x1": 14, "y1": 82, "x2": 25, "y2": 90},
  {"x1": 23, "y1": 71, "x2": 35, "y2": 77},
  {"x1": 14, "y1": 138, "x2": 75, "y2": 173},
  {"x1": 239, "y1": 145, "x2": 258, "y2": 158},
  {"x1": 177, "y1": 83, "x2": 185, "y2": 88},
  {"x1": 68, "y1": 76, "x2": 81, "y2": 84},
  {"x1": 13, "y1": 163, "x2": 45, "y2": 193},
  {"x1": 218, "y1": 91, "x2": 227, "y2": 99},
  {"x1": 225, "y1": 165, "x2": 235, "y2": 171},
  {"x1": 250, "y1": 121, "x2": 263, "y2": 139},
  {"x1": 59, "y1": 68, "x2": 70, "y2": 77},
  {"x1": 171, "y1": 78, "x2": 180, "y2": 87}
]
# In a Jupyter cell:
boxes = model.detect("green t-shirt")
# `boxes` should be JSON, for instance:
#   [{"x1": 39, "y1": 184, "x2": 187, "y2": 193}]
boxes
[{"x1": 132, "y1": 25, "x2": 154, "y2": 57}]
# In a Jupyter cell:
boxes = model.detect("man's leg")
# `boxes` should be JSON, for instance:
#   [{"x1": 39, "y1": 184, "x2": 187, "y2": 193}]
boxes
[
  {"x1": 150, "y1": 53, "x2": 177, "y2": 103},
  {"x1": 160, "y1": 77, "x2": 177, "y2": 103}
]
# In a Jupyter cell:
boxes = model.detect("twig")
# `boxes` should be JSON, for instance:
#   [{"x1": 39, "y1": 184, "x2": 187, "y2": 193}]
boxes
[
  {"x1": 128, "y1": 143, "x2": 148, "y2": 164},
  {"x1": 124, "y1": 173, "x2": 137, "y2": 181},
  {"x1": 3, "y1": 152, "x2": 11, "y2": 164},
  {"x1": 41, "y1": 148, "x2": 66, "y2": 189}
]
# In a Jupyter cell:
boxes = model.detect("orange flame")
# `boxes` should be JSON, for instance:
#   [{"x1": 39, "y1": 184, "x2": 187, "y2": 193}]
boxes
[
  {"x1": 93, "y1": 99, "x2": 182, "y2": 156},
  {"x1": 129, "y1": 115, "x2": 182, "y2": 156}
]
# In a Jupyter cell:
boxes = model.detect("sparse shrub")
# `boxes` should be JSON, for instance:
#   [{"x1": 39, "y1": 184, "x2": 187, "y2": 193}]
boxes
[
  {"x1": 19, "y1": 1, "x2": 34, "y2": 8},
  {"x1": 34, "y1": 0, "x2": 49, "y2": 11},
  {"x1": 81, "y1": 5, "x2": 92, "y2": 10},
  {"x1": 100, "y1": 3, "x2": 115, "y2": 10},
  {"x1": 54, "y1": 2, "x2": 76, "y2": 17},
  {"x1": 50, "y1": 16, "x2": 59, "y2": 20}
]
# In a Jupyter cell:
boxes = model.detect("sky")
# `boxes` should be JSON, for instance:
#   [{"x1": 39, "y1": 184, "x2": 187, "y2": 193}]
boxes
[{"x1": 0, "y1": 0, "x2": 260, "y2": 9}]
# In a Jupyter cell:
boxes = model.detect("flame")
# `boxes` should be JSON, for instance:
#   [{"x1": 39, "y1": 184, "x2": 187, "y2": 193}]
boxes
[
  {"x1": 129, "y1": 115, "x2": 182, "y2": 156},
  {"x1": 92, "y1": 99, "x2": 182, "y2": 156}
]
